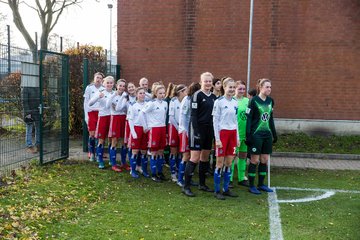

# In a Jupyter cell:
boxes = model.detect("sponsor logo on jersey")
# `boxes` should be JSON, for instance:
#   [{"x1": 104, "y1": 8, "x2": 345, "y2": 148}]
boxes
[
  {"x1": 261, "y1": 112, "x2": 270, "y2": 121},
  {"x1": 192, "y1": 103, "x2": 197, "y2": 109},
  {"x1": 202, "y1": 99, "x2": 206, "y2": 102}
]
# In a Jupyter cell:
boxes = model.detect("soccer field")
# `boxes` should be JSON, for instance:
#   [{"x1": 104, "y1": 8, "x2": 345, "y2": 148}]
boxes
[{"x1": 0, "y1": 161, "x2": 359, "y2": 239}]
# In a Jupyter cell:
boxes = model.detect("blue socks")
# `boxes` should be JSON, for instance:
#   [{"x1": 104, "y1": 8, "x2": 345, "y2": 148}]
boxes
[
  {"x1": 214, "y1": 168, "x2": 221, "y2": 193},
  {"x1": 130, "y1": 153, "x2": 137, "y2": 173},
  {"x1": 141, "y1": 154, "x2": 149, "y2": 176},
  {"x1": 109, "y1": 147, "x2": 117, "y2": 166},
  {"x1": 223, "y1": 167, "x2": 231, "y2": 192},
  {"x1": 178, "y1": 161, "x2": 186, "y2": 183},
  {"x1": 169, "y1": 154, "x2": 176, "y2": 175},
  {"x1": 96, "y1": 144, "x2": 104, "y2": 164},
  {"x1": 89, "y1": 137, "x2": 96, "y2": 154},
  {"x1": 150, "y1": 156, "x2": 157, "y2": 175},
  {"x1": 120, "y1": 146, "x2": 127, "y2": 165},
  {"x1": 156, "y1": 155, "x2": 164, "y2": 174}
]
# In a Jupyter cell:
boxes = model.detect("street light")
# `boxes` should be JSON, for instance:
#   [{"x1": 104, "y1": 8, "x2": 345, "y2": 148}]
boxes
[{"x1": 108, "y1": 3, "x2": 113, "y2": 71}]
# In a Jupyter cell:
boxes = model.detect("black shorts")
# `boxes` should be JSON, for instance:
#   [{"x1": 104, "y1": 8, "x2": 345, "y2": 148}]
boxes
[
  {"x1": 189, "y1": 123, "x2": 214, "y2": 151},
  {"x1": 249, "y1": 135, "x2": 272, "y2": 155}
]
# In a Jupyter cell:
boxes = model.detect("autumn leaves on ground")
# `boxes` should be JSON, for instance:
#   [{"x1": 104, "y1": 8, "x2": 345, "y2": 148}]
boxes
[{"x1": 0, "y1": 160, "x2": 359, "y2": 239}]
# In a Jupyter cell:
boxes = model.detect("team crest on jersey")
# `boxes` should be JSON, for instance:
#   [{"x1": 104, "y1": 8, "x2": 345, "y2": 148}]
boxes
[
  {"x1": 261, "y1": 112, "x2": 270, "y2": 122},
  {"x1": 234, "y1": 106, "x2": 238, "y2": 114},
  {"x1": 224, "y1": 106, "x2": 228, "y2": 109},
  {"x1": 252, "y1": 147, "x2": 257, "y2": 152},
  {"x1": 171, "y1": 140, "x2": 175, "y2": 144},
  {"x1": 202, "y1": 99, "x2": 206, "y2": 102},
  {"x1": 239, "y1": 111, "x2": 247, "y2": 120}
]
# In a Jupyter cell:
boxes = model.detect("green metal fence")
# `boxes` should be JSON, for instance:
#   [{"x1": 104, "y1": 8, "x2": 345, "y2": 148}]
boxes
[
  {"x1": 38, "y1": 50, "x2": 69, "y2": 164},
  {"x1": 0, "y1": 47, "x2": 70, "y2": 176},
  {"x1": 0, "y1": 44, "x2": 39, "y2": 176}
]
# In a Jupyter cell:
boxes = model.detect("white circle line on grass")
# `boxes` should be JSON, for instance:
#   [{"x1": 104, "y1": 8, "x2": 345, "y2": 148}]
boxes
[
  {"x1": 275, "y1": 186, "x2": 360, "y2": 194},
  {"x1": 277, "y1": 191, "x2": 335, "y2": 203}
]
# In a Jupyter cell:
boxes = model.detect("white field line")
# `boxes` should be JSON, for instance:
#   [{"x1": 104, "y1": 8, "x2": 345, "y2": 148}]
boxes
[
  {"x1": 268, "y1": 186, "x2": 360, "y2": 239},
  {"x1": 277, "y1": 191, "x2": 335, "y2": 203},
  {"x1": 275, "y1": 186, "x2": 360, "y2": 194},
  {"x1": 268, "y1": 189, "x2": 284, "y2": 240}
]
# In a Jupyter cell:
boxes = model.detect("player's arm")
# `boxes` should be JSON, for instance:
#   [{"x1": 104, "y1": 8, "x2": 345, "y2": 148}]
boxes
[
  {"x1": 245, "y1": 98, "x2": 254, "y2": 145},
  {"x1": 212, "y1": 100, "x2": 221, "y2": 142},
  {"x1": 127, "y1": 105, "x2": 137, "y2": 139},
  {"x1": 269, "y1": 99, "x2": 277, "y2": 143},
  {"x1": 168, "y1": 100, "x2": 179, "y2": 131},
  {"x1": 190, "y1": 92, "x2": 200, "y2": 137}
]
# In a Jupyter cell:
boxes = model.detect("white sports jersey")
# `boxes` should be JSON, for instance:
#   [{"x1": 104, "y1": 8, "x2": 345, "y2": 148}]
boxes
[
  {"x1": 168, "y1": 97, "x2": 181, "y2": 126},
  {"x1": 212, "y1": 96, "x2": 238, "y2": 141},
  {"x1": 127, "y1": 102, "x2": 146, "y2": 127},
  {"x1": 142, "y1": 99, "x2": 168, "y2": 128},
  {"x1": 88, "y1": 89, "x2": 113, "y2": 116},
  {"x1": 107, "y1": 93, "x2": 127, "y2": 116},
  {"x1": 178, "y1": 96, "x2": 191, "y2": 134},
  {"x1": 83, "y1": 84, "x2": 105, "y2": 112}
]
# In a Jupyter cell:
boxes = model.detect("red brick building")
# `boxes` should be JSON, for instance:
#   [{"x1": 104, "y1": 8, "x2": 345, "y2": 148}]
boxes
[{"x1": 117, "y1": 0, "x2": 360, "y2": 121}]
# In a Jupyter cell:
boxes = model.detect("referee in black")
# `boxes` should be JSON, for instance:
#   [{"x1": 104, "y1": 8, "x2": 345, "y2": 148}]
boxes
[{"x1": 183, "y1": 72, "x2": 217, "y2": 197}]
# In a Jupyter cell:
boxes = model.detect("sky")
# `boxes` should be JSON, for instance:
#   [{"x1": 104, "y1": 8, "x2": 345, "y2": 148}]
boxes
[{"x1": 0, "y1": 0, "x2": 117, "y2": 53}]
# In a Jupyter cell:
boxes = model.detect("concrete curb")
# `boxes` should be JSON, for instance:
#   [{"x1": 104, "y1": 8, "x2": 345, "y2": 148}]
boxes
[{"x1": 272, "y1": 152, "x2": 360, "y2": 161}]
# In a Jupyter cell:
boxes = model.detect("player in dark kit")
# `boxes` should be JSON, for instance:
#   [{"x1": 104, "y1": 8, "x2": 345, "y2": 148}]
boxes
[
  {"x1": 183, "y1": 72, "x2": 217, "y2": 197},
  {"x1": 246, "y1": 78, "x2": 277, "y2": 194}
]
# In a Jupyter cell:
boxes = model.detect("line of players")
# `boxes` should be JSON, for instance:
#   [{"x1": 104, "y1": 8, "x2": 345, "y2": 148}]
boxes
[{"x1": 83, "y1": 71, "x2": 277, "y2": 200}]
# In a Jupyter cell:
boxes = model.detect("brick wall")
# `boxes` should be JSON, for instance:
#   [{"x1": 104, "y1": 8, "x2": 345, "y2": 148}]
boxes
[{"x1": 117, "y1": 0, "x2": 360, "y2": 120}]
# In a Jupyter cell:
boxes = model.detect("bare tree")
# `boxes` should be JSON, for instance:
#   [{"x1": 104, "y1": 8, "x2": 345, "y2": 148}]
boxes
[
  {"x1": 0, "y1": 12, "x2": 7, "y2": 43},
  {"x1": 0, "y1": 0, "x2": 83, "y2": 52}
]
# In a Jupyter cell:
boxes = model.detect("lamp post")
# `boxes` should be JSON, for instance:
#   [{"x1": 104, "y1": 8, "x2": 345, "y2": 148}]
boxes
[{"x1": 108, "y1": 3, "x2": 113, "y2": 72}]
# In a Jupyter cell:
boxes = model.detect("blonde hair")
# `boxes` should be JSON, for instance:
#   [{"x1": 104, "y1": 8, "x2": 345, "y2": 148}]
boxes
[
  {"x1": 117, "y1": 79, "x2": 126, "y2": 86},
  {"x1": 153, "y1": 84, "x2": 166, "y2": 98},
  {"x1": 236, "y1": 80, "x2": 246, "y2": 87},
  {"x1": 256, "y1": 78, "x2": 271, "y2": 94},
  {"x1": 103, "y1": 76, "x2": 114, "y2": 83},
  {"x1": 200, "y1": 72, "x2": 214, "y2": 81}
]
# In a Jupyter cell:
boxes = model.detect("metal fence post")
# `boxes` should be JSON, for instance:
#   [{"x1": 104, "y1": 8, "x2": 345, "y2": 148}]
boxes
[
  {"x1": 82, "y1": 58, "x2": 89, "y2": 152},
  {"x1": 116, "y1": 64, "x2": 121, "y2": 80},
  {"x1": 7, "y1": 25, "x2": 10, "y2": 74}
]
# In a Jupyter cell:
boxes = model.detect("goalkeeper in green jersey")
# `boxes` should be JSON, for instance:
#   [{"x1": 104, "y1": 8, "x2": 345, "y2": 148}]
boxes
[
  {"x1": 245, "y1": 78, "x2": 277, "y2": 194},
  {"x1": 230, "y1": 80, "x2": 250, "y2": 187}
]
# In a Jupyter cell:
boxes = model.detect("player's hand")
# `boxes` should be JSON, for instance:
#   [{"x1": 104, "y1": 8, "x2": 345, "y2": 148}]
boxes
[
  {"x1": 245, "y1": 138, "x2": 252, "y2": 147},
  {"x1": 237, "y1": 139, "x2": 240, "y2": 147},
  {"x1": 215, "y1": 140, "x2": 222, "y2": 148},
  {"x1": 99, "y1": 92, "x2": 105, "y2": 98},
  {"x1": 132, "y1": 133, "x2": 138, "y2": 139}
]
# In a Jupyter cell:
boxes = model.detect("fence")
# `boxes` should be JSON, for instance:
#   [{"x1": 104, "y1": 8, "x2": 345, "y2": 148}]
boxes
[{"x1": 0, "y1": 44, "x2": 38, "y2": 176}]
